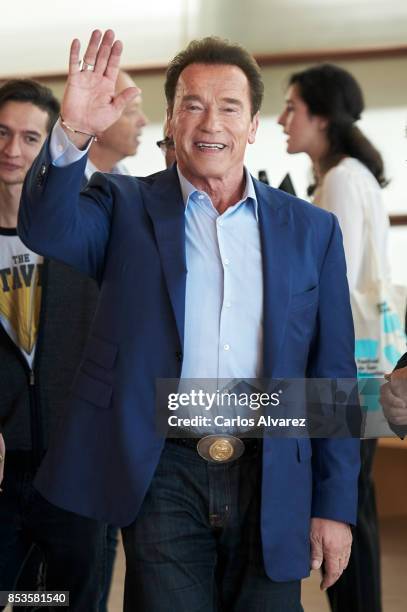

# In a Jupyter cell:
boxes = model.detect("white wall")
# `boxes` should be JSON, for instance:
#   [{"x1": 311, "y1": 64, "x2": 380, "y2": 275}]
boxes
[{"x1": 1, "y1": 0, "x2": 407, "y2": 77}]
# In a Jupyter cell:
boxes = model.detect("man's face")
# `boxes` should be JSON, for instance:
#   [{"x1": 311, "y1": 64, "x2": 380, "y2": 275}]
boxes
[
  {"x1": 98, "y1": 94, "x2": 147, "y2": 159},
  {"x1": 0, "y1": 101, "x2": 49, "y2": 186},
  {"x1": 168, "y1": 63, "x2": 259, "y2": 185}
]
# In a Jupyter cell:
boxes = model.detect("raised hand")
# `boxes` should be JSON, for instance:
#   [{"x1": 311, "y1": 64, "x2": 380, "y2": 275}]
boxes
[{"x1": 60, "y1": 29, "x2": 139, "y2": 147}]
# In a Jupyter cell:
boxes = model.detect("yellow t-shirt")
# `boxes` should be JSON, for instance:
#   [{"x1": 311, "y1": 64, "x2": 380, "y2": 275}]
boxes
[{"x1": 0, "y1": 228, "x2": 43, "y2": 368}]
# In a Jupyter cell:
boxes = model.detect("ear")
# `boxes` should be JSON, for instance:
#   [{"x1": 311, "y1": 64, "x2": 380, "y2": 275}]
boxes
[
  {"x1": 165, "y1": 107, "x2": 173, "y2": 137},
  {"x1": 316, "y1": 116, "x2": 329, "y2": 131},
  {"x1": 248, "y1": 112, "x2": 260, "y2": 144}
]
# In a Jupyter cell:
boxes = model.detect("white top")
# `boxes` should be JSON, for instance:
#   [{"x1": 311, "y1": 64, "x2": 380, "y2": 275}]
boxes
[
  {"x1": 85, "y1": 158, "x2": 129, "y2": 181},
  {"x1": 314, "y1": 157, "x2": 390, "y2": 290}
]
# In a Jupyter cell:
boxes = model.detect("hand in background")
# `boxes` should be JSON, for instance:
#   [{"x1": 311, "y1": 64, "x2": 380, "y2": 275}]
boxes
[{"x1": 381, "y1": 366, "x2": 407, "y2": 426}]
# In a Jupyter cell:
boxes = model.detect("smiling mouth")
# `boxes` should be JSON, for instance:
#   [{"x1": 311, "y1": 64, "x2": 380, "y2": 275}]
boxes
[{"x1": 195, "y1": 142, "x2": 226, "y2": 150}]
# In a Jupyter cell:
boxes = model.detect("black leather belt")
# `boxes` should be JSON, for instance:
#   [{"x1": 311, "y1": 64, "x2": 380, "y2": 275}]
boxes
[{"x1": 167, "y1": 434, "x2": 261, "y2": 463}]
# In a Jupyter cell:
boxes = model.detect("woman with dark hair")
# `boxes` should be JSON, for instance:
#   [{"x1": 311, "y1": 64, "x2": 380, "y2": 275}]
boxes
[
  {"x1": 278, "y1": 63, "x2": 389, "y2": 289},
  {"x1": 278, "y1": 64, "x2": 389, "y2": 612}
]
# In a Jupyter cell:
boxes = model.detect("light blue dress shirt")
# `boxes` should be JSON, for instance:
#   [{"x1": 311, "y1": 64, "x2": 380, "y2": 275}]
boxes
[
  {"x1": 176, "y1": 168, "x2": 264, "y2": 434},
  {"x1": 178, "y1": 168, "x2": 263, "y2": 382}
]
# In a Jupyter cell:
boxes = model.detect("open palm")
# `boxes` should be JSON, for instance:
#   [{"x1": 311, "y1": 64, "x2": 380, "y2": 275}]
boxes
[{"x1": 61, "y1": 29, "x2": 138, "y2": 137}]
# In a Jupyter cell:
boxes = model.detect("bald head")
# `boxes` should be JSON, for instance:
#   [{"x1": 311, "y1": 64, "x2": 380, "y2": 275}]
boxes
[
  {"x1": 115, "y1": 71, "x2": 136, "y2": 95},
  {"x1": 89, "y1": 71, "x2": 148, "y2": 171}
]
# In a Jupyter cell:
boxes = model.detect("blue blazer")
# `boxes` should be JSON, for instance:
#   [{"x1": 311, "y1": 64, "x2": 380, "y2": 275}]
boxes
[{"x1": 18, "y1": 143, "x2": 360, "y2": 582}]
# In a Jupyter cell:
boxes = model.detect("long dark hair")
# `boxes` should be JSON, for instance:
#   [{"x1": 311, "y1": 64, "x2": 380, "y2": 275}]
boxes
[{"x1": 288, "y1": 64, "x2": 387, "y2": 192}]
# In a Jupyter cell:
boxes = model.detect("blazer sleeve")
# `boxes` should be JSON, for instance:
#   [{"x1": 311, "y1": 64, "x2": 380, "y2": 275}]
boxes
[
  {"x1": 18, "y1": 137, "x2": 112, "y2": 282},
  {"x1": 308, "y1": 214, "x2": 361, "y2": 525}
]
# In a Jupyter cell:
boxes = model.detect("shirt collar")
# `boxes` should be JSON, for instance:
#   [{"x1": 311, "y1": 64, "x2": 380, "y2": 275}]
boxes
[
  {"x1": 176, "y1": 166, "x2": 258, "y2": 220},
  {"x1": 85, "y1": 159, "x2": 129, "y2": 180}
]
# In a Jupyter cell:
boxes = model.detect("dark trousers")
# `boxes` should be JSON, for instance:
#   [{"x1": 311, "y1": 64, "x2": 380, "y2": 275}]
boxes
[
  {"x1": 0, "y1": 452, "x2": 105, "y2": 612},
  {"x1": 122, "y1": 439, "x2": 303, "y2": 612},
  {"x1": 327, "y1": 439, "x2": 382, "y2": 612}
]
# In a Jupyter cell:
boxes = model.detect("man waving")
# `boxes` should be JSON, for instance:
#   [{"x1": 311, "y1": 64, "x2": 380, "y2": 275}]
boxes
[{"x1": 19, "y1": 30, "x2": 360, "y2": 611}]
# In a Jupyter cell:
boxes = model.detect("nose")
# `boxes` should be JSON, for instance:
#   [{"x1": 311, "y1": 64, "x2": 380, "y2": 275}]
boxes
[
  {"x1": 199, "y1": 107, "x2": 222, "y2": 133},
  {"x1": 277, "y1": 109, "x2": 286, "y2": 127},
  {"x1": 3, "y1": 134, "x2": 21, "y2": 157},
  {"x1": 138, "y1": 110, "x2": 148, "y2": 128}
]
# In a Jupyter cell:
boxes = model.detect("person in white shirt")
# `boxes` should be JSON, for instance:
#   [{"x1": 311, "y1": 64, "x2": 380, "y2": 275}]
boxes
[{"x1": 278, "y1": 63, "x2": 389, "y2": 612}]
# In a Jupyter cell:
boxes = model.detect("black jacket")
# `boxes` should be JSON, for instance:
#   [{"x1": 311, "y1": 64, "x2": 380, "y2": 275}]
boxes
[{"x1": 0, "y1": 259, "x2": 98, "y2": 454}]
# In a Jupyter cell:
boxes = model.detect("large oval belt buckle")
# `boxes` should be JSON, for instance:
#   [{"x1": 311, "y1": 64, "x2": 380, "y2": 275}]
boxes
[{"x1": 197, "y1": 435, "x2": 245, "y2": 463}]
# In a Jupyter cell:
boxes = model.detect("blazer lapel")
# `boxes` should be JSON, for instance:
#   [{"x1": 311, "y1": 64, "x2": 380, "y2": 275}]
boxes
[
  {"x1": 144, "y1": 166, "x2": 187, "y2": 347},
  {"x1": 255, "y1": 180, "x2": 292, "y2": 377}
]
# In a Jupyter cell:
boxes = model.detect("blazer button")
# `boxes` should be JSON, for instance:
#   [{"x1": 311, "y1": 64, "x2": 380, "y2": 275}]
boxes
[
  {"x1": 36, "y1": 163, "x2": 47, "y2": 186},
  {"x1": 175, "y1": 351, "x2": 183, "y2": 362}
]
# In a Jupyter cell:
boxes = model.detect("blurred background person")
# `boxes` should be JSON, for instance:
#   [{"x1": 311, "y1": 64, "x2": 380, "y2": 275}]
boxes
[
  {"x1": 87, "y1": 70, "x2": 147, "y2": 177},
  {"x1": 85, "y1": 70, "x2": 148, "y2": 612},
  {"x1": 381, "y1": 353, "x2": 407, "y2": 437},
  {"x1": 0, "y1": 78, "x2": 105, "y2": 611},
  {"x1": 278, "y1": 63, "x2": 390, "y2": 612},
  {"x1": 0, "y1": 72, "x2": 147, "y2": 612}
]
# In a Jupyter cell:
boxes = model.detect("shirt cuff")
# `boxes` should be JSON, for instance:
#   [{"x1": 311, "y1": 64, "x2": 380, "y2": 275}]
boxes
[{"x1": 50, "y1": 118, "x2": 92, "y2": 167}]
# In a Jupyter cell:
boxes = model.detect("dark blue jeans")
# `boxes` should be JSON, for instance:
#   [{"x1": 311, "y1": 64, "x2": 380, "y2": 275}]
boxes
[
  {"x1": 122, "y1": 439, "x2": 303, "y2": 612},
  {"x1": 0, "y1": 451, "x2": 105, "y2": 611}
]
